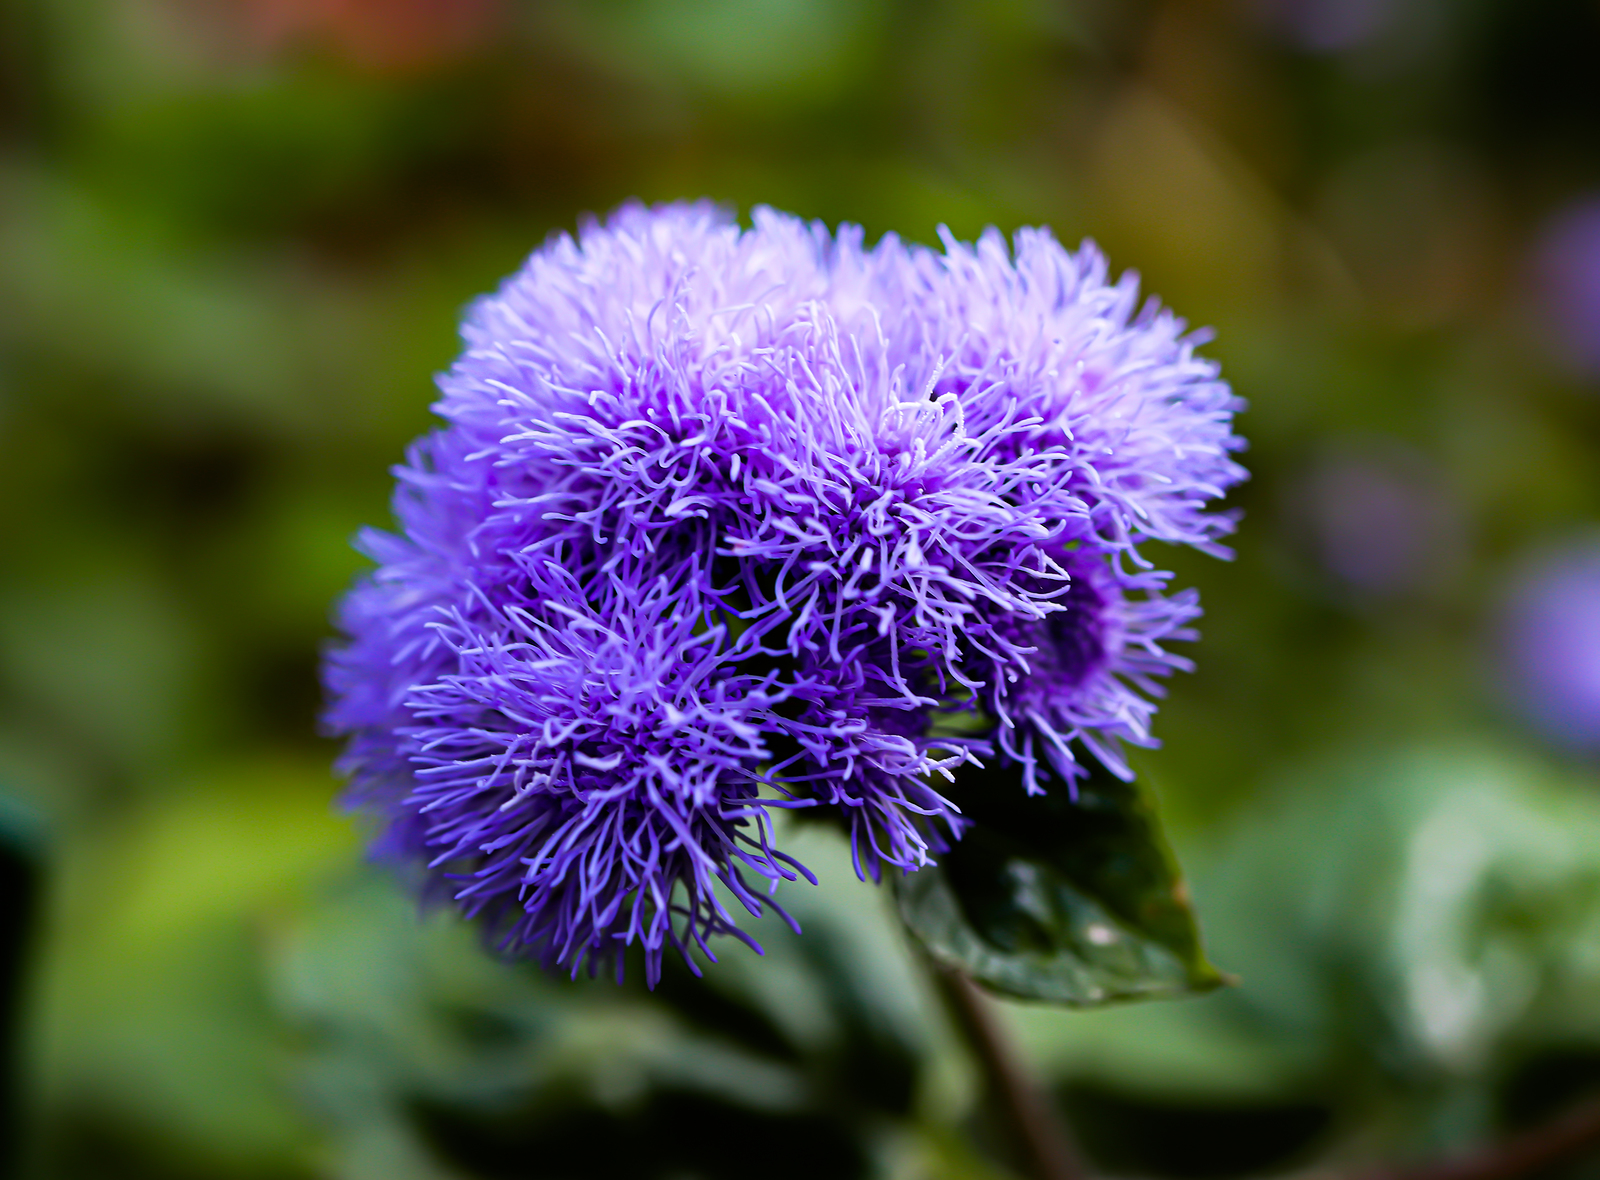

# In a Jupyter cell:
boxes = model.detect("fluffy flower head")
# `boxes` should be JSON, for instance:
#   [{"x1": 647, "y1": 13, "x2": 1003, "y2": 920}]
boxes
[{"x1": 324, "y1": 201, "x2": 1246, "y2": 983}]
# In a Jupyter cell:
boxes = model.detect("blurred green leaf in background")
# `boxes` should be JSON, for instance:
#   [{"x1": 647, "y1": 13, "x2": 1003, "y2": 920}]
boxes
[{"x1": 6, "y1": 0, "x2": 1600, "y2": 1176}]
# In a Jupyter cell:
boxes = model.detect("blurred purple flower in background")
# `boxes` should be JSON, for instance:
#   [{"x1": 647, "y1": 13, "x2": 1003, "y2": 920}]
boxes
[
  {"x1": 1253, "y1": 0, "x2": 1396, "y2": 53},
  {"x1": 1531, "y1": 196, "x2": 1600, "y2": 377},
  {"x1": 1497, "y1": 539, "x2": 1600, "y2": 753},
  {"x1": 323, "y1": 201, "x2": 1246, "y2": 982},
  {"x1": 1290, "y1": 439, "x2": 1464, "y2": 601}
]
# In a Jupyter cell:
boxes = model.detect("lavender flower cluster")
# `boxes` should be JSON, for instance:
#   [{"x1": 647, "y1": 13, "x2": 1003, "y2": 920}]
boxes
[{"x1": 324, "y1": 202, "x2": 1246, "y2": 984}]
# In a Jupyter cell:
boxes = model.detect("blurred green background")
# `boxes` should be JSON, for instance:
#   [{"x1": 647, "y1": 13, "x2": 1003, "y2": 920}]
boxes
[{"x1": 5, "y1": 0, "x2": 1600, "y2": 1177}]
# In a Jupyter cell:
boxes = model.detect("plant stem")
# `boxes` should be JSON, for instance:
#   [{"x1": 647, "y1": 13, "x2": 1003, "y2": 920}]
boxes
[
  {"x1": 926, "y1": 962, "x2": 1600, "y2": 1180},
  {"x1": 930, "y1": 960, "x2": 1086, "y2": 1180},
  {"x1": 1356, "y1": 1092, "x2": 1600, "y2": 1180}
]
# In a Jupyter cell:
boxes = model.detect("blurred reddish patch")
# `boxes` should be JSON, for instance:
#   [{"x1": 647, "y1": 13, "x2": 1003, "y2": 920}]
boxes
[{"x1": 230, "y1": 0, "x2": 501, "y2": 74}]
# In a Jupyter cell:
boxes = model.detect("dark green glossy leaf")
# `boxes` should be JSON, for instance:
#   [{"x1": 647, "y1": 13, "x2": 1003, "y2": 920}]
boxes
[{"x1": 898, "y1": 759, "x2": 1225, "y2": 1006}]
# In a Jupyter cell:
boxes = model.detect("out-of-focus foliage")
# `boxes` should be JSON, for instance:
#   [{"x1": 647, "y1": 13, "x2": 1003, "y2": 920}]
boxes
[
  {"x1": 5, "y1": 0, "x2": 1600, "y2": 1177},
  {"x1": 275, "y1": 826, "x2": 979, "y2": 1180},
  {"x1": 1013, "y1": 744, "x2": 1600, "y2": 1169}
]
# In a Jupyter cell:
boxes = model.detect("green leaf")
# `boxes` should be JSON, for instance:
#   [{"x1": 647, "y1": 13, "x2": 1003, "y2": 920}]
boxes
[{"x1": 897, "y1": 758, "x2": 1225, "y2": 1006}]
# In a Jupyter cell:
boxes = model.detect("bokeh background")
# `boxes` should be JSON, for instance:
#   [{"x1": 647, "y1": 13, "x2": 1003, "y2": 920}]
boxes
[{"x1": 5, "y1": 1, "x2": 1600, "y2": 1177}]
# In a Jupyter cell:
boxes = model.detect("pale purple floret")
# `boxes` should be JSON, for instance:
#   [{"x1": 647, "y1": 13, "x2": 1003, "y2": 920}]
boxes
[{"x1": 323, "y1": 201, "x2": 1245, "y2": 982}]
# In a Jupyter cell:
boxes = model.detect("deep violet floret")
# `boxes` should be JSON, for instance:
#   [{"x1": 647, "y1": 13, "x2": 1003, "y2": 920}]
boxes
[{"x1": 323, "y1": 200, "x2": 1246, "y2": 984}]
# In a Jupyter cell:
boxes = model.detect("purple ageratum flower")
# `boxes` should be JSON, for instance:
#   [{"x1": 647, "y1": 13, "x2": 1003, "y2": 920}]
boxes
[
  {"x1": 1531, "y1": 196, "x2": 1600, "y2": 377},
  {"x1": 1291, "y1": 438, "x2": 1464, "y2": 602},
  {"x1": 1268, "y1": 0, "x2": 1394, "y2": 52},
  {"x1": 324, "y1": 201, "x2": 1246, "y2": 983},
  {"x1": 1498, "y1": 538, "x2": 1600, "y2": 752}
]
